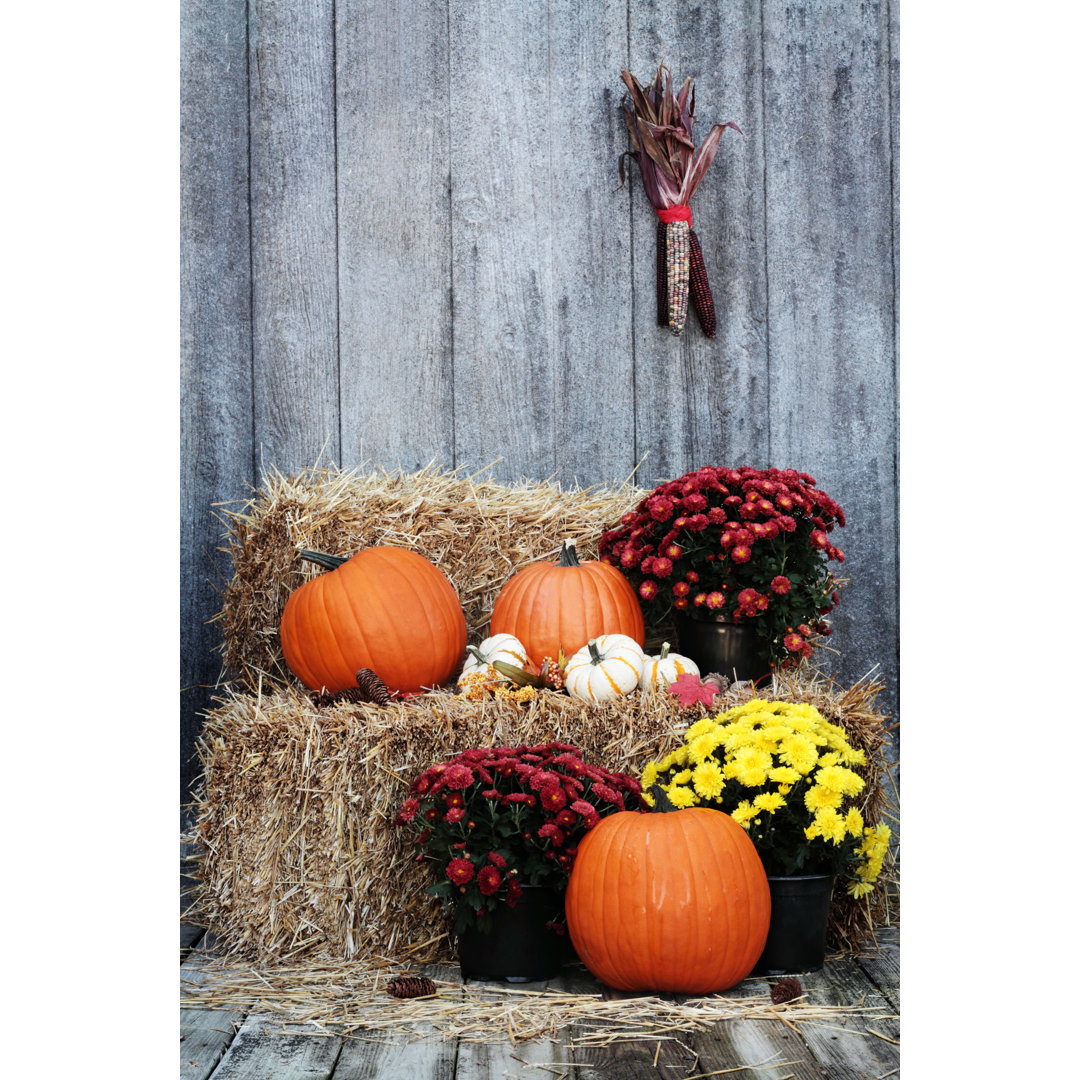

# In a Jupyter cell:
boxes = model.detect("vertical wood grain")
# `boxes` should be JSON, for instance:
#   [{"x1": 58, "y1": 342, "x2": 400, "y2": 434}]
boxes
[
  {"x1": 546, "y1": 0, "x2": 635, "y2": 488},
  {"x1": 336, "y1": 0, "x2": 455, "y2": 472},
  {"x1": 180, "y1": 0, "x2": 253, "y2": 818},
  {"x1": 447, "y1": 0, "x2": 557, "y2": 481},
  {"x1": 628, "y1": 0, "x2": 770, "y2": 487},
  {"x1": 761, "y1": 0, "x2": 898, "y2": 728},
  {"x1": 249, "y1": 0, "x2": 340, "y2": 471}
]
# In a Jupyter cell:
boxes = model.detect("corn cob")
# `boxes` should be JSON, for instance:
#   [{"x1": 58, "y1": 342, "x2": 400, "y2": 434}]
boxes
[
  {"x1": 656, "y1": 221, "x2": 669, "y2": 327},
  {"x1": 619, "y1": 66, "x2": 741, "y2": 339},
  {"x1": 665, "y1": 219, "x2": 690, "y2": 336},
  {"x1": 687, "y1": 228, "x2": 717, "y2": 338}
]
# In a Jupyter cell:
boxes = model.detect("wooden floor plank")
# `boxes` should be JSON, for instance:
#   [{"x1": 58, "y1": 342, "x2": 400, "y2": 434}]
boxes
[
  {"x1": 688, "y1": 975, "x2": 821, "y2": 1080},
  {"x1": 205, "y1": 1015, "x2": 342, "y2": 1080},
  {"x1": 331, "y1": 964, "x2": 459, "y2": 1080},
  {"x1": 181, "y1": 946, "x2": 246, "y2": 1080},
  {"x1": 856, "y1": 942, "x2": 900, "y2": 1011},
  {"x1": 559, "y1": 968, "x2": 697, "y2": 1080},
  {"x1": 791, "y1": 960, "x2": 900, "y2": 1080}
]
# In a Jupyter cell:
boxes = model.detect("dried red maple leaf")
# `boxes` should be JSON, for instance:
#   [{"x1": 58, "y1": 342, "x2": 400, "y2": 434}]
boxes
[{"x1": 666, "y1": 673, "x2": 720, "y2": 708}]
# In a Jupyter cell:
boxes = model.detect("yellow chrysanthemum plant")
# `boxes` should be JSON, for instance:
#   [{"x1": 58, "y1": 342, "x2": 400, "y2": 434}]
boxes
[{"x1": 641, "y1": 699, "x2": 890, "y2": 898}]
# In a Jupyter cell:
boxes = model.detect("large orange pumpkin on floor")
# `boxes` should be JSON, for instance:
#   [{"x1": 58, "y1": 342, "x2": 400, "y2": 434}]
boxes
[
  {"x1": 489, "y1": 541, "x2": 644, "y2": 664},
  {"x1": 279, "y1": 548, "x2": 467, "y2": 694},
  {"x1": 565, "y1": 805, "x2": 770, "y2": 994}
]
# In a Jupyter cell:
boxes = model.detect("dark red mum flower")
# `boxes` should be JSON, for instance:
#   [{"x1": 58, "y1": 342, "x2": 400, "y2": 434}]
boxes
[
  {"x1": 770, "y1": 575, "x2": 791, "y2": 595},
  {"x1": 477, "y1": 865, "x2": 502, "y2": 895},
  {"x1": 443, "y1": 763, "x2": 475, "y2": 790},
  {"x1": 446, "y1": 857, "x2": 474, "y2": 884}
]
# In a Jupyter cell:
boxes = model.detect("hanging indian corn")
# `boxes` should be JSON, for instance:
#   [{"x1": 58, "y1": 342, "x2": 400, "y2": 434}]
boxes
[{"x1": 619, "y1": 66, "x2": 742, "y2": 338}]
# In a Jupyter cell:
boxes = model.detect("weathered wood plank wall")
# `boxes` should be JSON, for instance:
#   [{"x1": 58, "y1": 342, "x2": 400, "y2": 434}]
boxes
[{"x1": 180, "y1": 0, "x2": 899, "y2": 814}]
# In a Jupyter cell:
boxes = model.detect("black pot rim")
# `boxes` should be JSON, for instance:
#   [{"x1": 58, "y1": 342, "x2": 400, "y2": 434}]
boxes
[
  {"x1": 766, "y1": 873, "x2": 835, "y2": 882},
  {"x1": 674, "y1": 608, "x2": 739, "y2": 626}
]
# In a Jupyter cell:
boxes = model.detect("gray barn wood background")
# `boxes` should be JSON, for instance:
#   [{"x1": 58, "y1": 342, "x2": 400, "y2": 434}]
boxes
[{"x1": 181, "y1": 0, "x2": 899, "y2": 816}]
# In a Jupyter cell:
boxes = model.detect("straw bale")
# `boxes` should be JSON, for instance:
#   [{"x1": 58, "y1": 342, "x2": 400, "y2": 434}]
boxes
[
  {"x1": 214, "y1": 461, "x2": 648, "y2": 695},
  {"x1": 186, "y1": 672, "x2": 895, "y2": 967}
]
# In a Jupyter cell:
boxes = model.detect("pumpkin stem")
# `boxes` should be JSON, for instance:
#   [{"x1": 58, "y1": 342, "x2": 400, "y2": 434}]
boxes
[
  {"x1": 299, "y1": 549, "x2": 348, "y2": 571},
  {"x1": 587, "y1": 639, "x2": 602, "y2": 664},
  {"x1": 646, "y1": 783, "x2": 680, "y2": 813},
  {"x1": 659, "y1": 642, "x2": 670, "y2": 660},
  {"x1": 465, "y1": 645, "x2": 486, "y2": 665},
  {"x1": 558, "y1": 541, "x2": 581, "y2": 567}
]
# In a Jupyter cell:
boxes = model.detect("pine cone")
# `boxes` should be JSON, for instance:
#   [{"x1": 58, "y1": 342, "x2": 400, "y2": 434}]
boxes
[
  {"x1": 770, "y1": 978, "x2": 802, "y2": 1005},
  {"x1": 310, "y1": 668, "x2": 392, "y2": 708},
  {"x1": 311, "y1": 687, "x2": 367, "y2": 708},
  {"x1": 386, "y1": 975, "x2": 438, "y2": 999},
  {"x1": 703, "y1": 673, "x2": 732, "y2": 695},
  {"x1": 355, "y1": 668, "x2": 392, "y2": 705}
]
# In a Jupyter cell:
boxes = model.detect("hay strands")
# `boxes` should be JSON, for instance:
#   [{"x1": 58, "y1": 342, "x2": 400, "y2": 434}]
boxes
[{"x1": 181, "y1": 956, "x2": 876, "y2": 1047}]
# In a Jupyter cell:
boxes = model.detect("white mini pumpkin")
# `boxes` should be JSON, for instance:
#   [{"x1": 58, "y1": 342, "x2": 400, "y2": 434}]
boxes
[
  {"x1": 638, "y1": 642, "x2": 700, "y2": 691},
  {"x1": 460, "y1": 633, "x2": 531, "y2": 680},
  {"x1": 564, "y1": 634, "x2": 645, "y2": 703}
]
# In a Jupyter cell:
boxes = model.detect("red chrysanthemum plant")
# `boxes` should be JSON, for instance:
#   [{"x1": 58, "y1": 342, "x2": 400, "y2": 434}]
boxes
[
  {"x1": 598, "y1": 466, "x2": 847, "y2": 670},
  {"x1": 395, "y1": 742, "x2": 642, "y2": 935},
  {"x1": 619, "y1": 66, "x2": 742, "y2": 337}
]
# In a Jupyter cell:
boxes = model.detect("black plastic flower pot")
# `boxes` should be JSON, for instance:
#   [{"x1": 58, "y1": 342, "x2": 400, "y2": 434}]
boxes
[
  {"x1": 674, "y1": 610, "x2": 771, "y2": 684},
  {"x1": 456, "y1": 885, "x2": 566, "y2": 983},
  {"x1": 752, "y1": 874, "x2": 835, "y2": 976}
]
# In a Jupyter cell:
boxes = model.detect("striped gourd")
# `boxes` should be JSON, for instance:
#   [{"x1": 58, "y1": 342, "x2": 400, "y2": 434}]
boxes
[
  {"x1": 564, "y1": 635, "x2": 645, "y2": 703},
  {"x1": 460, "y1": 633, "x2": 531, "y2": 680},
  {"x1": 638, "y1": 642, "x2": 700, "y2": 691}
]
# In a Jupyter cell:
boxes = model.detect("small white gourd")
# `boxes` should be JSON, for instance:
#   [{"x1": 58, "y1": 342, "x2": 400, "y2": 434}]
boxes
[
  {"x1": 638, "y1": 642, "x2": 700, "y2": 691},
  {"x1": 564, "y1": 634, "x2": 645, "y2": 703},
  {"x1": 460, "y1": 633, "x2": 531, "y2": 680}
]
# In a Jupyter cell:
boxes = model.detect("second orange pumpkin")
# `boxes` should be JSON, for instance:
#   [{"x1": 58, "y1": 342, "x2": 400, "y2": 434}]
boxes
[{"x1": 489, "y1": 541, "x2": 644, "y2": 664}]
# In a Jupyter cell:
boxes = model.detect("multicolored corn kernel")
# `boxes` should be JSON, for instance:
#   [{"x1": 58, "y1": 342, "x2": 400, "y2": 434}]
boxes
[
  {"x1": 687, "y1": 228, "x2": 717, "y2": 338},
  {"x1": 656, "y1": 221, "x2": 669, "y2": 327},
  {"x1": 665, "y1": 220, "x2": 690, "y2": 336}
]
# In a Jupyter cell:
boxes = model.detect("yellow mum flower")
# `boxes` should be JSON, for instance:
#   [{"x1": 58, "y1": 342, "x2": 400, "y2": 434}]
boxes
[
  {"x1": 815, "y1": 765, "x2": 865, "y2": 797},
  {"x1": 780, "y1": 734, "x2": 818, "y2": 774},
  {"x1": 844, "y1": 807, "x2": 864, "y2": 836},
  {"x1": 692, "y1": 761, "x2": 726, "y2": 799},
  {"x1": 731, "y1": 746, "x2": 772, "y2": 787},
  {"x1": 753, "y1": 791, "x2": 785, "y2": 813},
  {"x1": 685, "y1": 717, "x2": 717, "y2": 741},
  {"x1": 673, "y1": 769, "x2": 693, "y2": 785},
  {"x1": 817, "y1": 751, "x2": 840, "y2": 768},
  {"x1": 811, "y1": 807, "x2": 847, "y2": 844},
  {"x1": 640, "y1": 761, "x2": 660, "y2": 792},
  {"x1": 777, "y1": 784, "x2": 792, "y2": 795},
  {"x1": 847, "y1": 879, "x2": 875, "y2": 899},
  {"x1": 759, "y1": 724, "x2": 792, "y2": 745},
  {"x1": 768, "y1": 765, "x2": 801, "y2": 785},
  {"x1": 688, "y1": 730, "x2": 722, "y2": 765},
  {"x1": 804, "y1": 784, "x2": 842, "y2": 812},
  {"x1": 730, "y1": 800, "x2": 759, "y2": 827},
  {"x1": 665, "y1": 783, "x2": 696, "y2": 809}
]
